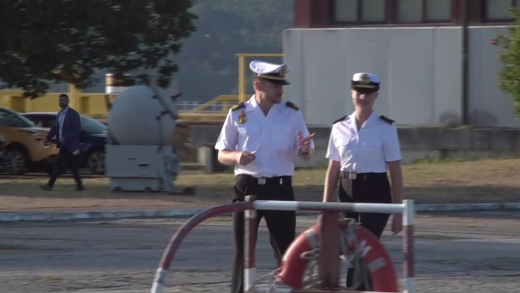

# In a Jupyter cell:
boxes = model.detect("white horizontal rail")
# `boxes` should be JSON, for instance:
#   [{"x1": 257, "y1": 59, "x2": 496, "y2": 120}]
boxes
[{"x1": 252, "y1": 200, "x2": 405, "y2": 214}]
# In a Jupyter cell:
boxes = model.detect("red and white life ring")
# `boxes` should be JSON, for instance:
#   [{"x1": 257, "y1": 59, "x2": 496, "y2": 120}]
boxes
[{"x1": 276, "y1": 220, "x2": 399, "y2": 292}]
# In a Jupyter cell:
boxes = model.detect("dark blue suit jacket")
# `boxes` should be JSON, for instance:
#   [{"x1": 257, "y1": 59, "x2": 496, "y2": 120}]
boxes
[{"x1": 46, "y1": 107, "x2": 81, "y2": 152}]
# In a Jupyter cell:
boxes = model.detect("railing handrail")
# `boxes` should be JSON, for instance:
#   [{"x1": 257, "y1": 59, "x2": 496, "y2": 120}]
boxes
[{"x1": 150, "y1": 199, "x2": 416, "y2": 293}]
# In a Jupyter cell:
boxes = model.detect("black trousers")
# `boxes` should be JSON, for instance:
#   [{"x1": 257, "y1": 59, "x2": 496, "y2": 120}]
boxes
[
  {"x1": 231, "y1": 174, "x2": 296, "y2": 293},
  {"x1": 48, "y1": 146, "x2": 83, "y2": 188},
  {"x1": 338, "y1": 172, "x2": 392, "y2": 290}
]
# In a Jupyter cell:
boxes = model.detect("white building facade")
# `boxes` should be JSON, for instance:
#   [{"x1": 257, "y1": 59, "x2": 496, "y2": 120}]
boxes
[{"x1": 285, "y1": 0, "x2": 520, "y2": 128}]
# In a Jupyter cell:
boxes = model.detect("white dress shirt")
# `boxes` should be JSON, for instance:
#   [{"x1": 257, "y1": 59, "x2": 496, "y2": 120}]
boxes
[
  {"x1": 58, "y1": 107, "x2": 69, "y2": 139},
  {"x1": 326, "y1": 111, "x2": 401, "y2": 173},
  {"x1": 215, "y1": 95, "x2": 314, "y2": 177}
]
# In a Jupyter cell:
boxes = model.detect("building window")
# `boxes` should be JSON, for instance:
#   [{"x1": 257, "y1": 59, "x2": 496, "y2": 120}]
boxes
[
  {"x1": 484, "y1": 0, "x2": 520, "y2": 21},
  {"x1": 396, "y1": 0, "x2": 452, "y2": 23},
  {"x1": 334, "y1": 0, "x2": 357, "y2": 22},
  {"x1": 363, "y1": 0, "x2": 386, "y2": 22},
  {"x1": 425, "y1": 0, "x2": 451, "y2": 21},
  {"x1": 333, "y1": 0, "x2": 387, "y2": 23}
]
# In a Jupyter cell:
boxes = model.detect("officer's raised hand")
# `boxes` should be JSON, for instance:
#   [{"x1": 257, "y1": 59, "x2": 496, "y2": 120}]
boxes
[
  {"x1": 234, "y1": 151, "x2": 256, "y2": 165},
  {"x1": 297, "y1": 131, "x2": 315, "y2": 153}
]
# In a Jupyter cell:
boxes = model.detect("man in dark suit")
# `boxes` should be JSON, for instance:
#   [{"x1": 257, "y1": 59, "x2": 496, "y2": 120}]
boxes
[{"x1": 39, "y1": 94, "x2": 84, "y2": 191}]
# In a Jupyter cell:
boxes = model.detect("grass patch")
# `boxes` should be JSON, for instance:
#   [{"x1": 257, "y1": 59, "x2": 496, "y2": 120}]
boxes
[
  {"x1": 412, "y1": 157, "x2": 469, "y2": 164},
  {"x1": 0, "y1": 158, "x2": 519, "y2": 211}
]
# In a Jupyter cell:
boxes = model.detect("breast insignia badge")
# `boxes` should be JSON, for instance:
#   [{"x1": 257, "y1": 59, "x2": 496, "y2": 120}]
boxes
[{"x1": 238, "y1": 111, "x2": 247, "y2": 124}]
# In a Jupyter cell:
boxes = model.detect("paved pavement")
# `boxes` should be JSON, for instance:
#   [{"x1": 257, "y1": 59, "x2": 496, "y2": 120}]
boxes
[{"x1": 0, "y1": 211, "x2": 519, "y2": 293}]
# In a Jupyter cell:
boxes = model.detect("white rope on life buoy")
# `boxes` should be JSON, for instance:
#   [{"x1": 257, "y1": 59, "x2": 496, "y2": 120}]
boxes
[{"x1": 272, "y1": 219, "x2": 399, "y2": 292}]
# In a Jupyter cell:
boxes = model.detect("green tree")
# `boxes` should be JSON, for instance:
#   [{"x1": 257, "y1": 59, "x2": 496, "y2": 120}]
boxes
[
  {"x1": 0, "y1": 0, "x2": 197, "y2": 98},
  {"x1": 174, "y1": 0, "x2": 292, "y2": 102},
  {"x1": 497, "y1": 8, "x2": 520, "y2": 118}
]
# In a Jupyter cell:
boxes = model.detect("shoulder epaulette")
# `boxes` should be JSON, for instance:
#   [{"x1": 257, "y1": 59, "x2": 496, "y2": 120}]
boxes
[
  {"x1": 380, "y1": 115, "x2": 395, "y2": 125},
  {"x1": 285, "y1": 101, "x2": 300, "y2": 111},
  {"x1": 332, "y1": 115, "x2": 348, "y2": 124},
  {"x1": 231, "y1": 102, "x2": 246, "y2": 111}
]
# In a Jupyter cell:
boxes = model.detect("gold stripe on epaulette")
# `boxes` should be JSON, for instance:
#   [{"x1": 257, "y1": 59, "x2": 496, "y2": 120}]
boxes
[{"x1": 231, "y1": 103, "x2": 245, "y2": 111}]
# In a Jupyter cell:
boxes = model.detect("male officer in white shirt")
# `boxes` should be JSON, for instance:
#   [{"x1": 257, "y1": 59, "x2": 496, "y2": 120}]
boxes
[{"x1": 215, "y1": 60, "x2": 315, "y2": 293}]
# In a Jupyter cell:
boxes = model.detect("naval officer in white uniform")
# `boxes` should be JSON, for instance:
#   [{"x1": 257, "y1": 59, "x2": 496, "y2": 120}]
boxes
[
  {"x1": 215, "y1": 60, "x2": 315, "y2": 293},
  {"x1": 322, "y1": 72, "x2": 404, "y2": 290}
]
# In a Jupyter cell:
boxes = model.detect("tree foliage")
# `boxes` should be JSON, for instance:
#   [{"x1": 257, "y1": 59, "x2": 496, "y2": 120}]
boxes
[
  {"x1": 174, "y1": 0, "x2": 292, "y2": 102},
  {"x1": 0, "y1": 0, "x2": 197, "y2": 98},
  {"x1": 497, "y1": 8, "x2": 520, "y2": 118}
]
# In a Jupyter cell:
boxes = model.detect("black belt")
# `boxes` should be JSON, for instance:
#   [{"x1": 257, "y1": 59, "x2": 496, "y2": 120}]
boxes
[
  {"x1": 237, "y1": 174, "x2": 292, "y2": 185},
  {"x1": 340, "y1": 171, "x2": 387, "y2": 180}
]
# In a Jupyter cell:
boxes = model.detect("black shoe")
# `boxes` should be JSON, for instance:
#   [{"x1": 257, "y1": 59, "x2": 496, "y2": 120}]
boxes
[
  {"x1": 39, "y1": 184, "x2": 52, "y2": 191},
  {"x1": 75, "y1": 186, "x2": 85, "y2": 191}
]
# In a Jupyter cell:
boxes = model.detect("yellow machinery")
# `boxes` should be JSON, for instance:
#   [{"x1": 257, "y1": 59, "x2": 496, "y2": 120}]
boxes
[
  {"x1": 0, "y1": 84, "x2": 115, "y2": 119},
  {"x1": 0, "y1": 53, "x2": 284, "y2": 122}
]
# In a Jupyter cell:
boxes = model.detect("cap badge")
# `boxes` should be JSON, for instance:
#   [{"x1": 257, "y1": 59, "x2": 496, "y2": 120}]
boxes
[{"x1": 359, "y1": 74, "x2": 371, "y2": 84}]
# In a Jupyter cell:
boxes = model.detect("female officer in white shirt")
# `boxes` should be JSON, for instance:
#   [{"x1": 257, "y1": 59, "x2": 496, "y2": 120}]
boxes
[{"x1": 322, "y1": 72, "x2": 404, "y2": 290}]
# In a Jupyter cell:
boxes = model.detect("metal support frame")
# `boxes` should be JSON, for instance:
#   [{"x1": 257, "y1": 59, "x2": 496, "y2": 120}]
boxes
[
  {"x1": 318, "y1": 212, "x2": 340, "y2": 289},
  {"x1": 461, "y1": 0, "x2": 470, "y2": 125},
  {"x1": 151, "y1": 199, "x2": 415, "y2": 293},
  {"x1": 236, "y1": 53, "x2": 284, "y2": 103}
]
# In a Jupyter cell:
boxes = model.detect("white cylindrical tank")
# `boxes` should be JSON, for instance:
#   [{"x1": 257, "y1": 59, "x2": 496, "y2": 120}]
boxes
[{"x1": 108, "y1": 85, "x2": 179, "y2": 145}]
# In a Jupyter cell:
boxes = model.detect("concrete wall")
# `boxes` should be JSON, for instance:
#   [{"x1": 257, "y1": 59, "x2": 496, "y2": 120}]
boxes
[
  {"x1": 283, "y1": 26, "x2": 520, "y2": 128},
  {"x1": 190, "y1": 125, "x2": 520, "y2": 171}
]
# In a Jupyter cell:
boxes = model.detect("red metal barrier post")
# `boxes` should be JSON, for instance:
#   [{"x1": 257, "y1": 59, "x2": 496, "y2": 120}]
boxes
[
  {"x1": 319, "y1": 211, "x2": 340, "y2": 289},
  {"x1": 151, "y1": 202, "x2": 253, "y2": 293},
  {"x1": 245, "y1": 195, "x2": 258, "y2": 292},
  {"x1": 150, "y1": 200, "x2": 415, "y2": 293},
  {"x1": 403, "y1": 200, "x2": 416, "y2": 293}
]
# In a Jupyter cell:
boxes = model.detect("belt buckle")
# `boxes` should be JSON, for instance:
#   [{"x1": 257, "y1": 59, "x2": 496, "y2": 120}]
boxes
[
  {"x1": 348, "y1": 173, "x2": 357, "y2": 180},
  {"x1": 258, "y1": 178, "x2": 267, "y2": 185}
]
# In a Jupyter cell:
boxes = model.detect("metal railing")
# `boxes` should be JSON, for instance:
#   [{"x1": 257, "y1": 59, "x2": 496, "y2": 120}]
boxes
[
  {"x1": 151, "y1": 199, "x2": 416, "y2": 293},
  {"x1": 175, "y1": 95, "x2": 239, "y2": 121},
  {"x1": 177, "y1": 101, "x2": 225, "y2": 112}
]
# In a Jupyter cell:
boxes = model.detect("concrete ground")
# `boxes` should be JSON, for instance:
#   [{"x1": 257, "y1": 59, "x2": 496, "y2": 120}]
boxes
[{"x1": 0, "y1": 211, "x2": 519, "y2": 293}]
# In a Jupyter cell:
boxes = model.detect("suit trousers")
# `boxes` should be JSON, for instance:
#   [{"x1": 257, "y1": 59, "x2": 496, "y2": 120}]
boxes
[
  {"x1": 231, "y1": 174, "x2": 296, "y2": 293},
  {"x1": 48, "y1": 146, "x2": 83, "y2": 187},
  {"x1": 338, "y1": 172, "x2": 393, "y2": 291}
]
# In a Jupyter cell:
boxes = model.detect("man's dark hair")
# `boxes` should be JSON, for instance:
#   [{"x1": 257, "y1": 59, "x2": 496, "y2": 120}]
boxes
[{"x1": 59, "y1": 94, "x2": 69, "y2": 101}]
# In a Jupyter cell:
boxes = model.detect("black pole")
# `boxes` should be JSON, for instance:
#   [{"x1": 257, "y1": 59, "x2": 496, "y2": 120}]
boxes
[{"x1": 461, "y1": 0, "x2": 469, "y2": 125}]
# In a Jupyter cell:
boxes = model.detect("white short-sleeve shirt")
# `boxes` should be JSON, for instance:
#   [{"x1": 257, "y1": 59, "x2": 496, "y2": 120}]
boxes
[
  {"x1": 215, "y1": 95, "x2": 315, "y2": 177},
  {"x1": 326, "y1": 111, "x2": 401, "y2": 173}
]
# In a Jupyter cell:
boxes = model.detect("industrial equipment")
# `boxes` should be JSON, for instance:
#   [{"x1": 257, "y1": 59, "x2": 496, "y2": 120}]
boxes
[{"x1": 105, "y1": 77, "x2": 181, "y2": 193}]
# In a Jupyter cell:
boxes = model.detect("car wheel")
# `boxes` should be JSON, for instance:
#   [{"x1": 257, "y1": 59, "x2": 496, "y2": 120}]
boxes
[
  {"x1": 4, "y1": 147, "x2": 29, "y2": 175},
  {"x1": 87, "y1": 150, "x2": 105, "y2": 174}
]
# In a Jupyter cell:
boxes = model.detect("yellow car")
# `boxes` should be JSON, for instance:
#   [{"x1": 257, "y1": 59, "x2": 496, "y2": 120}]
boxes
[{"x1": 0, "y1": 107, "x2": 59, "y2": 175}]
